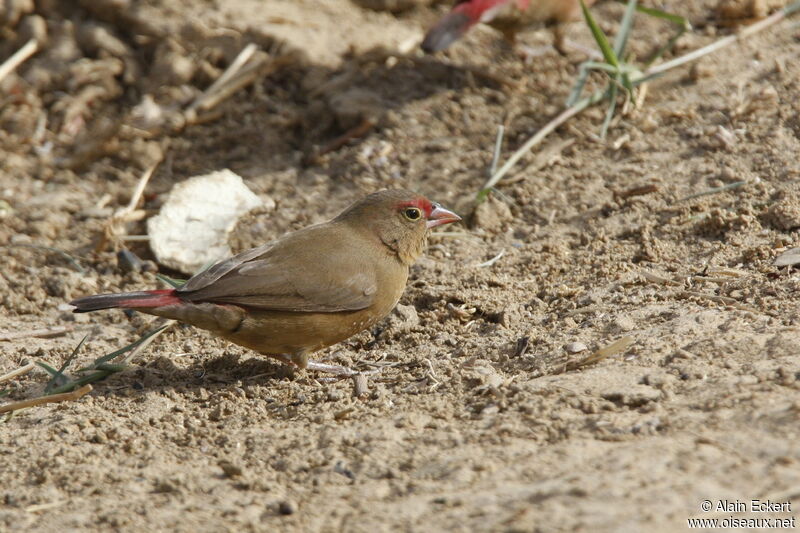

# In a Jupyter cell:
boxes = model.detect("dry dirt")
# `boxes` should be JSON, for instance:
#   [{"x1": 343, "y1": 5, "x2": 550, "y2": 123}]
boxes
[{"x1": 1, "y1": 0, "x2": 800, "y2": 531}]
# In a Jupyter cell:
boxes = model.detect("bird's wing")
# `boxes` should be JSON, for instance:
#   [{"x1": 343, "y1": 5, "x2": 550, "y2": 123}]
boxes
[{"x1": 177, "y1": 225, "x2": 378, "y2": 312}]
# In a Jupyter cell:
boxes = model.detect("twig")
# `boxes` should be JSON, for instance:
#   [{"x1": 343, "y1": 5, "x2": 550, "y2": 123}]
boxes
[
  {"x1": 98, "y1": 158, "x2": 161, "y2": 251},
  {"x1": 0, "y1": 325, "x2": 78, "y2": 341},
  {"x1": 190, "y1": 60, "x2": 265, "y2": 114},
  {"x1": 0, "y1": 384, "x2": 92, "y2": 414},
  {"x1": 122, "y1": 160, "x2": 159, "y2": 215},
  {"x1": 0, "y1": 362, "x2": 36, "y2": 384},
  {"x1": 187, "y1": 43, "x2": 258, "y2": 114},
  {"x1": 476, "y1": 249, "x2": 506, "y2": 268},
  {"x1": 184, "y1": 44, "x2": 292, "y2": 122},
  {"x1": 0, "y1": 39, "x2": 38, "y2": 85}
]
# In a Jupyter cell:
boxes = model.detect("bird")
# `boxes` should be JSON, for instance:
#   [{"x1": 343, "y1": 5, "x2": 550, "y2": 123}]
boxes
[
  {"x1": 421, "y1": 0, "x2": 598, "y2": 56},
  {"x1": 70, "y1": 190, "x2": 461, "y2": 375}
]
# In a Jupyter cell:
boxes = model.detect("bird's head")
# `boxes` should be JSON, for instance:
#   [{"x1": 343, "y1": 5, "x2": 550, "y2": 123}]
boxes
[{"x1": 336, "y1": 189, "x2": 462, "y2": 265}]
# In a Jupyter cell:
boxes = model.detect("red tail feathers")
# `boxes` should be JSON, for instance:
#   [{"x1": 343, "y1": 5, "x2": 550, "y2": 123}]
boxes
[{"x1": 70, "y1": 289, "x2": 180, "y2": 313}]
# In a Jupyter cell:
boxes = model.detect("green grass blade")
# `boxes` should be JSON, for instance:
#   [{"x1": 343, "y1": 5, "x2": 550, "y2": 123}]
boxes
[
  {"x1": 600, "y1": 83, "x2": 618, "y2": 139},
  {"x1": 90, "y1": 324, "x2": 170, "y2": 368},
  {"x1": 634, "y1": 4, "x2": 691, "y2": 30},
  {"x1": 94, "y1": 363, "x2": 129, "y2": 372},
  {"x1": 36, "y1": 361, "x2": 60, "y2": 377},
  {"x1": 47, "y1": 370, "x2": 115, "y2": 395},
  {"x1": 156, "y1": 273, "x2": 186, "y2": 288},
  {"x1": 613, "y1": 0, "x2": 638, "y2": 57},
  {"x1": 581, "y1": 0, "x2": 619, "y2": 68},
  {"x1": 567, "y1": 62, "x2": 594, "y2": 106},
  {"x1": 43, "y1": 334, "x2": 89, "y2": 393}
]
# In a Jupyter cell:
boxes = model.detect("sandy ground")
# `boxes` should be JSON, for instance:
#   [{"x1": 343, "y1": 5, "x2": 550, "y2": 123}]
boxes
[{"x1": 1, "y1": 0, "x2": 800, "y2": 531}]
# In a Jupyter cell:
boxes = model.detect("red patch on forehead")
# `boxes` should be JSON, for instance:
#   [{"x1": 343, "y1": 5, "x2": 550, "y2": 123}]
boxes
[{"x1": 397, "y1": 197, "x2": 434, "y2": 217}]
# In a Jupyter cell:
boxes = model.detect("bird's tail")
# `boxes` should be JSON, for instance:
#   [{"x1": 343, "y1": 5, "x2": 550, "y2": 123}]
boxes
[
  {"x1": 422, "y1": 11, "x2": 474, "y2": 53},
  {"x1": 70, "y1": 289, "x2": 180, "y2": 313}
]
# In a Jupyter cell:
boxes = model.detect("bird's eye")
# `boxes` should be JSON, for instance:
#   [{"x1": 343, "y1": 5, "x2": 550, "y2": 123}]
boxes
[{"x1": 403, "y1": 207, "x2": 422, "y2": 221}]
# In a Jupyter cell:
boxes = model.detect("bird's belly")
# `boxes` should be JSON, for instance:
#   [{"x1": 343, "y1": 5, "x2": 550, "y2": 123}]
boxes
[{"x1": 222, "y1": 300, "x2": 399, "y2": 356}]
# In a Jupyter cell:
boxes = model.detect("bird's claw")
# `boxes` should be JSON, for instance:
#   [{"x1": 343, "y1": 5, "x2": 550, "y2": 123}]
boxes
[{"x1": 306, "y1": 360, "x2": 382, "y2": 377}]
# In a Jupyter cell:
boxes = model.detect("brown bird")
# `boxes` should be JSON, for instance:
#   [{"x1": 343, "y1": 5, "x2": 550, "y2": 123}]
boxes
[
  {"x1": 421, "y1": 0, "x2": 599, "y2": 55},
  {"x1": 70, "y1": 190, "x2": 461, "y2": 374}
]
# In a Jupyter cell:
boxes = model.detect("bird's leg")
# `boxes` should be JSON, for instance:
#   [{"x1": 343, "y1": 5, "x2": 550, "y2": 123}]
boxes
[
  {"x1": 552, "y1": 24, "x2": 569, "y2": 56},
  {"x1": 271, "y1": 351, "x2": 374, "y2": 377},
  {"x1": 552, "y1": 24, "x2": 603, "y2": 60},
  {"x1": 305, "y1": 360, "x2": 361, "y2": 376},
  {"x1": 290, "y1": 350, "x2": 360, "y2": 376},
  {"x1": 504, "y1": 27, "x2": 558, "y2": 65}
]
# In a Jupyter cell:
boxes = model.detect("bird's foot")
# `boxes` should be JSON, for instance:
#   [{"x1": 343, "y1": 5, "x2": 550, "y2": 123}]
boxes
[
  {"x1": 307, "y1": 360, "x2": 382, "y2": 377},
  {"x1": 271, "y1": 353, "x2": 381, "y2": 378},
  {"x1": 560, "y1": 38, "x2": 603, "y2": 60},
  {"x1": 515, "y1": 43, "x2": 555, "y2": 65},
  {"x1": 517, "y1": 40, "x2": 601, "y2": 64}
]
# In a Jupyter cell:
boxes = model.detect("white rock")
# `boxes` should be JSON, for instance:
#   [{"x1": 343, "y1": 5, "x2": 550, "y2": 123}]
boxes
[
  {"x1": 147, "y1": 169, "x2": 263, "y2": 274},
  {"x1": 774, "y1": 248, "x2": 800, "y2": 267},
  {"x1": 564, "y1": 342, "x2": 588, "y2": 354}
]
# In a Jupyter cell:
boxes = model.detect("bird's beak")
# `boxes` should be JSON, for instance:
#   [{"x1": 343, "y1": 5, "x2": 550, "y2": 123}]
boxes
[{"x1": 426, "y1": 204, "x2": 462, "y2": 229}]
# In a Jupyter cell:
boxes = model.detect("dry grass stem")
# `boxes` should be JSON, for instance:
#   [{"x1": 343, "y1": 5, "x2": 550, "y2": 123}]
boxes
[
  {"x1": 564, "y1": 336, "x2": 634, "y2": 372},
  {"x1": 679, "y1": 181, "x2": 747, "y2": 202},
  {"x1": 476, "y1": 249, "x2": 505, "y2": 268},
  {"x1": 615, "y1": 184, "x2": 658, "y2": 200},
  {"x1": 184, "y1": 45, "x2": 291, "y2": 123},
  {"x1": 98, "y1": 158, "x2": 161, "y2": 251},
  {"x1": 0, "y1": 362, "x2": 36, "y2": 384},
  {"x1": 24, "y1": 501, "x2": 68, "y2": 513},
  {"x1": 641, "y1": 270, "x2": 679, "y2": 285},
  {"x1": 644, "y1": 5, "x2": 799, "y2": 77},
  {"x1": 0, "y1": 325, "x2": 77, "y2": 341},
  {"x1": 0, "y1": 384, "x2": 93, "y2": 414},
  {"x1": 681, "y1": 290, "x2": 737, "y2": 305},
  {"x1": 0, "y1": 39, "x2": 39, "y2": 84},
  {"x1": 187, "y1": 43, "x2": 258, "y2": 113},
  {"x1": 706, "y1": 267, "x2": 747, "y2": 277},
  {"x1": 502, "y1": 139, "x2": 576, "y2": 186},
  {"x1": 565, "y1": 305, "x2": 600, "y2": 317}
]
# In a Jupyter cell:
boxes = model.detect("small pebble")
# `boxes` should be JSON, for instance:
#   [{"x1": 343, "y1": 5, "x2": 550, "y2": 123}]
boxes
[
  {"x1": 565, "y1": 342, "x2": 587, "y2": 354},
  {"x1": 117, "y1": 249, "x2": 144, "y2": 273},
  {"x1": 218, "y1": 460, "x2": 243, "y2": 478},
  {"x1": 278, "y1": 500, "x2": 297, "y2": 515}
]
